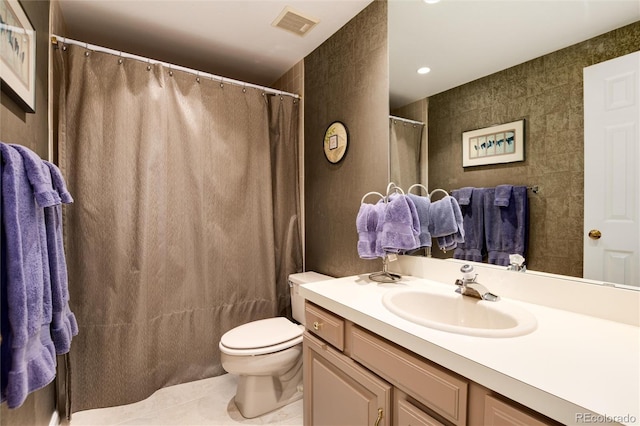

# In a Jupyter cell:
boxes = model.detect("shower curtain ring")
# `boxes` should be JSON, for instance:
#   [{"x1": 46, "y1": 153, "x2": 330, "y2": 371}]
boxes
[
  {"x1": 147, "y1": 59, "x2": 151, "y2": 71},
  {"x1": 242, "y1": 83, "x2": 246, "y2": 93},
  {"x1": 196, "y1": 72, "x2": 200, "y2": 83},
  {"x1": 220, "y1": 78, "x2": 224, "y2": 89}
]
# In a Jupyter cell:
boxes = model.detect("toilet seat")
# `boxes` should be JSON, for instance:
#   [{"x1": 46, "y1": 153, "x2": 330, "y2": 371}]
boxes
[{"x1": 219, "y1": 317, "x2": 304, "y2": 356}]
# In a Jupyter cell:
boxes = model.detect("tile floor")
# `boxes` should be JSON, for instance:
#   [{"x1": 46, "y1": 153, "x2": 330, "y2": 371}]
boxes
[{"x1": 65, "y1": 374, "x2": 303, "y2": 426}]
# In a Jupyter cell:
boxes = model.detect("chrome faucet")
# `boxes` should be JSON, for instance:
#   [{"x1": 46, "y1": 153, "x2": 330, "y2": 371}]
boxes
[{"x1": 454, "y1": 264, "x2": 499, "y2": 302}]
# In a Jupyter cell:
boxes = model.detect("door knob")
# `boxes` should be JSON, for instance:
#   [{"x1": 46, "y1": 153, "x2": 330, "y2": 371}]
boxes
[{"x1": 588, "y1": 229, "x2": 602, "y2": 240}]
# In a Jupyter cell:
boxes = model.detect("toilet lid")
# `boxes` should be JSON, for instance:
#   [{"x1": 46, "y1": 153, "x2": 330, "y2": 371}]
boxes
[{"x1": 220, "y1": 317, "x2": 303, "y2": 350}]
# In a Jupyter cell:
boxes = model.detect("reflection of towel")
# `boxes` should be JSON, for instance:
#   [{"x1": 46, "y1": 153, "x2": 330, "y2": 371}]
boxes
[
  {"x1": 380, "y1": 194, "x2": 420, "y2": 253},
  {"x1": 484, "y1": 186, "x2": 528, "y2": 266},
  {"x1": 357, "y1": 203, "x2": 382, "y2": 259},
  {"x1": 452, "y1": 188, "x2": 486, "y2": 262},
  {"x1": 0, "y1": 143, "x2": 57, "y2": 409},
  {"x1": 494, "y1": 185, "x2": 513, "y2": 207},
  {"x1": 42, "y1": 162, "x2": 78, "y2": 355},
  {"x1": 407, "y1": 193, "x2": 431, "y2": 247},
  {"x1": 428, "y1": 196, "x2": 464, "y2": 251},
  {"x1": 456, "y1": 187, "x2": 474, "y2": 206}
]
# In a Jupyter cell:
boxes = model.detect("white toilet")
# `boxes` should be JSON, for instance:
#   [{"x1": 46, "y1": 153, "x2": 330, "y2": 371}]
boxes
[{"x1": 219, "y1": 271, "x2": 332, "y2": 418}]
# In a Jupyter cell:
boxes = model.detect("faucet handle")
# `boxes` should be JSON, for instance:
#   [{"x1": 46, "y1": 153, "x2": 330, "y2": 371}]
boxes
[{"x1": 460, "y1": 264, "x2": 477, "y2": 282}]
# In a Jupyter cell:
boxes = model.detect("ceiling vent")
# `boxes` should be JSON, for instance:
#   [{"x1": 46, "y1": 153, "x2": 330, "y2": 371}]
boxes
[{"x1": 272, "y1": 6, "x2": 319, "y2": 37}]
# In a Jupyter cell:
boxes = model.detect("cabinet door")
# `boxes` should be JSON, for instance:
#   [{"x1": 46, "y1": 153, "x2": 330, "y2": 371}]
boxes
[{"x1": 303, "y1": 332, "x2": 391, "y2": 426}]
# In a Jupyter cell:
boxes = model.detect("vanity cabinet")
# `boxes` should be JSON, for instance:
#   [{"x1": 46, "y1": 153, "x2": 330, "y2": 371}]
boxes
[
  {"x1": 303, "y1": 301, "x2": 561, "y2": 426},
  {"x1": 303, "y1": 332, "x2": 391, "y2": 426}
]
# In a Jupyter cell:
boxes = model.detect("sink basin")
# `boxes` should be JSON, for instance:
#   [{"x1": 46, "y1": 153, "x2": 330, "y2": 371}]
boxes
[{"x1": 382, "y1": 287, "x2": 537, "y2": 337}]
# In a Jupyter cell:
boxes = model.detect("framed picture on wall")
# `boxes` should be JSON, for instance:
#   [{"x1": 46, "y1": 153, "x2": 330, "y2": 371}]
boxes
[
  {"x1": 1, "y1": 0, "x2": 36, "y2": 113},
  {"x1": 462, "y1": 119, "x2": 524, "y2": 167}
]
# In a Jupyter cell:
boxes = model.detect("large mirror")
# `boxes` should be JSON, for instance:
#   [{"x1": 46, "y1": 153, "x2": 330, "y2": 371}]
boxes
[{"x1": 388, "y1": 0, "x2": 640, "y2": 288}]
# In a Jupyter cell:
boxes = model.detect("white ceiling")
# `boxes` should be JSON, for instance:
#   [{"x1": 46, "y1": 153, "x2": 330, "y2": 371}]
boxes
[
  {"x1": 390, "y1": 0, "x2": 640, "y2": 108},
  {"x1": 57, "y1": 0, "x2": 374, "y2": 88},
  {"x1": 58, "y1": 0, "x2": 639, "y2": 109}
]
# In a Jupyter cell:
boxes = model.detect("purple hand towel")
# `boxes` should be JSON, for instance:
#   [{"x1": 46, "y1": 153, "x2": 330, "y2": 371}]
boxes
[
  {"x1": 42, "y1": 162, "x2": 78, "y2": 354},
  {"x1": 456, "y1": 187, "x2": 474, "y2": 206},
  {"x1": 494, "y1": 185, "x2": 513, "y2": 207},
  {"x1": 407, "y1": 193, "x2": 432, "y2": 248},
  {"x1": 380, "y1": 194, "x2": 420, "y2": 254},
  {"x1": 484, "y1": 186, "x2": 528, "y2": 266},
  {"x1": 429, "y1": 196, "x2": 465, "y2": 251},
  {"x1": 357, "y1": 203, "x2": 382, "y2": 259},
  {"x1": 452, "y1": 188, "x2": 486, "y2": 262},
  {"x1": 10, "y1": 144, "x2": 60, "y2": 208},
  {"x1": 0, "y1": 143, "x2": 57, "y2": 409},
  {"x1": 43, "y1": 161, "x2": 74, "y2": 204}
]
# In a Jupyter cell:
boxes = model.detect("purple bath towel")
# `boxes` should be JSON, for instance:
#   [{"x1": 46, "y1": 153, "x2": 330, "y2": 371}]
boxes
[
  {"x1": 452, "y1": 188, "x2": 486, "y2": 262},
  {"x1": 428, "y1": 195, "x2": 464, "y2": 251},
  {"x1": 42, "y1": 162, "x2": 78, "y2": 354},
  {"x1": 0, "y1": 143, "x2": 57, "y2": 409},
  {"x1": 407, "y1": 193, "x2": 432, "y2": 248},
  {"x1": 357, "y1": 202, "x2": 383, "y2": 259},
  {"x1": 484, "y1": 186, "x2": 529, "y2": 266},
  {"x1": 379, "y1": 194, "x2": 420, "y2": 254}
]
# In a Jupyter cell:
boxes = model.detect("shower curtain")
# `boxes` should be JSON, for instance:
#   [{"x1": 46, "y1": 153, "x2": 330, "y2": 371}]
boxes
[
  {"x1": 389, "y1": 118, "x2": 423, "y2": 190},
  {"x1": 55, "y1": 44, "x2": 302, "y2": 412}
]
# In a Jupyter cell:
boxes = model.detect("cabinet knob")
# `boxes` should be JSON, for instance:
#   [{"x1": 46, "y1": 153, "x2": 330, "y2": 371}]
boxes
[
  {"x1": 313, "y1": 321, "x2": 322, "y2": 331},
  {"x1": 374, "y1": 408, "x2": 383, "y2": 426},
  {"x1": 588, "y1": 229, "x2": 602, "y2": 240}
]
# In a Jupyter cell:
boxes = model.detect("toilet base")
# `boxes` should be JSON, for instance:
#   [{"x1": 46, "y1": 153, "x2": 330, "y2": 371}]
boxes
[{"x1": 233, "y1": 355, "x2": 303, "y2": 418}]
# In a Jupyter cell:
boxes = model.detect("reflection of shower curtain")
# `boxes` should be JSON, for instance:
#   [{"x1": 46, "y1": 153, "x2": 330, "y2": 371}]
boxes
[
  {"x1": 389, "y1": 118, "x2": 423, "y2": 189},
  {"x1": 55, "y1": 45, "x2": 302, "y2": 412}
]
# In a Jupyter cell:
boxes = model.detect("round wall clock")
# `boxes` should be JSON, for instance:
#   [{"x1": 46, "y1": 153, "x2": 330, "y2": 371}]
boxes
[{"x1": 323, "y1": 121, "x2": 349, "y2": 163}]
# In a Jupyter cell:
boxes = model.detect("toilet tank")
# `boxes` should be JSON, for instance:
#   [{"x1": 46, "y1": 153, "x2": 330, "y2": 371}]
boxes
[{"x1": 288, "y1": 272, "x2": 333, "y2": 325}]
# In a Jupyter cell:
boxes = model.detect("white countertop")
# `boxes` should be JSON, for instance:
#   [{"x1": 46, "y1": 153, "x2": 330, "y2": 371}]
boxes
[{"x1": 299, "y1": 274, "x2": 640, "y2": 426}]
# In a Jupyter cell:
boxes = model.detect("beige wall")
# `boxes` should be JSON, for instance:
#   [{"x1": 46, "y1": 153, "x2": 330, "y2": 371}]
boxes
[
  {"x1": 426, "y1": 21, "x2": 640, "y2": 277},
  {"x1": 0, "y1": 0, "x2": 56, "y2": 425},
  {"x1": 304, "y1": 0, "x2": 389, "y2": 277}
]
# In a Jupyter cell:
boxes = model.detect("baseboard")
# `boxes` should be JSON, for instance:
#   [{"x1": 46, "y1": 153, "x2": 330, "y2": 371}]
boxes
[{"x1": 49, "y1": 409, "x2": 60, "y2": 426}]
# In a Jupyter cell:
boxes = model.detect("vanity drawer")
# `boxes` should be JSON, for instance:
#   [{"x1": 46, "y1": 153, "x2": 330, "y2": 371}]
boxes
[
  {"x1": 484, "y1": 395, "x2": 557, "y2": 426},
  {"x1": 395, "y1": 390, "x2": 446, "y2": 426},
  {"x1": 350, "y1": 325, "x2": 468, "y2": 426},
  {"x1": 305, "y1": 301, "x2": 345, "y2": 351}
]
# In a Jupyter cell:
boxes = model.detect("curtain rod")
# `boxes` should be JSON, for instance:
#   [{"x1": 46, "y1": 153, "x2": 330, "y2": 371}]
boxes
[
  {"x1": 389, "y1": 115, "x2": 425, "y2": 126},
  {"x1": 51, "y1": 35, "x2": 300, "y2": 99}
]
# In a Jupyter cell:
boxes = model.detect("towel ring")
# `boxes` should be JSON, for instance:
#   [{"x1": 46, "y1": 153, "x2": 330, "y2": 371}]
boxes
[
  {"x1": 361, "y1": 191, "x2": 385, "y2": 204},
  {"x1": 407, "y1": 184, "x2": 429, "y2": 196},
  {"x1": 386, "y1": 182, "x2": 405, "y2": 198},
  {"x1": 429, "y1": 188, "x2": 449, "y2": 199}
]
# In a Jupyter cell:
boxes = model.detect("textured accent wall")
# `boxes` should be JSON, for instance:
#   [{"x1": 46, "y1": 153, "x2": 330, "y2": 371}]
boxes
[
  {"x1": 427, "y1": 21, "x2": 640, "y2": 277},
  {"x1": 304, "y1": 0, "x2": 389, "y2": 277},
  {"x1": 0, "y1": 1, "x2": 57, "y2": 425}
]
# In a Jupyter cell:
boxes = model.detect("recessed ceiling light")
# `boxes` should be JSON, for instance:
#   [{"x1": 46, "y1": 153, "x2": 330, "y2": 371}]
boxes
[
  {"x1": 417, "y1": 67, "x2": 431, "y2": 75},
  {"x1": 423, "y1": 0, "x2": 441, "y2": 4}
]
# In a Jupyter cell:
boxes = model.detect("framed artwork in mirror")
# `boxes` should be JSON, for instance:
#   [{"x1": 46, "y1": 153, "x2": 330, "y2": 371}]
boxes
[
  {"x1": 0, "y1": 0, "x2": 36, "y2": 113},
  {"x1": 323, "y1": 121, "x2": 348, "y2": 163},
  {"x1": 462, "y1": 119, "x2": 524, "y2": 167}
]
